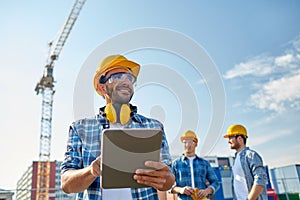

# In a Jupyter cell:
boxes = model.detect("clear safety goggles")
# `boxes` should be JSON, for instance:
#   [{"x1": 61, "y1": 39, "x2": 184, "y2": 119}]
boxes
[
  {"x1": 102, "y1": 72, "x2": 136, "y2": 84},
  {"x1": 183, "y1": 139, "x2": 196, "y2": 144}
]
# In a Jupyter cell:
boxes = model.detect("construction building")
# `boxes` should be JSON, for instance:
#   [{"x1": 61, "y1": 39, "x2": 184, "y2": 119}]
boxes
[
  {"x1": 270, "y1": 164, "x2": 300, "y2": 200},
  {"x1": 15, "y1": 161, "x2": 75, "y2": 200},
  {"x1": 13, "y1": 157, "x2": 300, "y2": 199},
  {"x1": 0, "y1": 188, "x2": 14, "y2": 200}
]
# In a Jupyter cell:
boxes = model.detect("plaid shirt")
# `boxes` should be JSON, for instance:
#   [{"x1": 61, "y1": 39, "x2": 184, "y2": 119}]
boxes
[
  {"x1": 60, "y1": 105, "x2": 172, "y2": 200},
  {"x1": 171, "y1": 155, "x2": 219, "y2": 200}
]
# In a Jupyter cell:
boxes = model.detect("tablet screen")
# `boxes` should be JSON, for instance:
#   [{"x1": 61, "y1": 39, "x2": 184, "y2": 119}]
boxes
[{"x1": 100, "y1": 128, "x2": 162, "y2": 189}]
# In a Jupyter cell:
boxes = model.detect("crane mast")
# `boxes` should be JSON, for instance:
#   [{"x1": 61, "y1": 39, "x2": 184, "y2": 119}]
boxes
[{"x1": 34, "y1": 0, "x2": 86, "y2": 199}]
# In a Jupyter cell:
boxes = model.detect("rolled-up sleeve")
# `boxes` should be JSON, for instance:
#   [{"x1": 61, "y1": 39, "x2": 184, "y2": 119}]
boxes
[
  {"x1": 60, "y1": 124, "x2": 83, "y2": 174},
  {"x1": 207, "y1": 164, "x2": 220, "y2": 193},
  {"x1": 250, "y1": 153, "x2": 268, "y2": 186}
]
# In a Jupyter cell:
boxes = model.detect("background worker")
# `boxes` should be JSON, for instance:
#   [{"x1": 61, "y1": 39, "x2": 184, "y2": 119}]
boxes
[
  {"x1": 60, "y1": 54, "x2": 175, "y2": 199},
  {"x1": 224, "y1": 124, "x2": 268, "y2": 200},
  {"x1": 171, "y1": 130, "x2": 219, "y2": 200}
]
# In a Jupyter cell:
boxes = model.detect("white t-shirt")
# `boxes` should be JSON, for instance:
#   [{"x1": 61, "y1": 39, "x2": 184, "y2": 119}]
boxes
[
  {"x1": 102, "y1": 188, "x2": 132, "y2": 200},
  {"x1": 232, "y1": 152, "x2": 248, "y2": 199},
  {"x1": 102, "y1": 123, "x2": 132, "y2": 200},
  {"x1": 188, "y1": 156, "x2": 196, "y2": 188}
]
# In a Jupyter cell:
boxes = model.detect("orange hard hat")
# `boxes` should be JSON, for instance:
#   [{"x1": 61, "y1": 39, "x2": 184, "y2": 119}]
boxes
[{"x1": 93, "y1": 55, "x2": 140, "y2": 96}]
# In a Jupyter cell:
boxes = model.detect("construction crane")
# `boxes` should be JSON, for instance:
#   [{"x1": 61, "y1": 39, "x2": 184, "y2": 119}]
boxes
[{"x1": 34, "y1": 0, "x2": 86, "y2": 199}]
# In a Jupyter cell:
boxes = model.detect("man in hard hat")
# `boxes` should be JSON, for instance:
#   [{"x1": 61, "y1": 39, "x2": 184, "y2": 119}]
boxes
[
  {"x1": 171, "y1": 130, "x2": 219, "y2": 200},
  {"x1": 224, "y1": 124, "x2": 268, "y2": 200},
  {"x1": 60, "y1": 54, "x2": 175, "y2": 200}
]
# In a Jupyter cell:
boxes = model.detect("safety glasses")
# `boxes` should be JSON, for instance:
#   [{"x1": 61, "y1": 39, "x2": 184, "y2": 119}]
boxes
[
  {"x1": 183, "y1": 139, "x2": 195, "y2": 144},
  {"x1": 101, "y1": 72, "x2": 136, "y2": 84}
]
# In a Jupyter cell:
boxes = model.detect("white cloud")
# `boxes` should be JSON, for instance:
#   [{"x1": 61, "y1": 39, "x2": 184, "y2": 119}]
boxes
[
  {"x1": 250, "y1": 70, "x2": 300, "y2": 113},
  {"x1": 292, "y1": 35, "x2": 300, "y2": 52},
  {"x1": 223, "y1": 55, "x2": 274, "y2": 79},
  {"x1": 250, "y1": 129, "x2": 294, "y2": 147},
  {"x1": 225, "y1": 36, "x2": 300, "y2": 113},
  {"x1": 274, "y1": 54, "x2": 294, "y2": 67},
  {"x1": 224, "y1": 37, "x2": 300, "y2": 80}
]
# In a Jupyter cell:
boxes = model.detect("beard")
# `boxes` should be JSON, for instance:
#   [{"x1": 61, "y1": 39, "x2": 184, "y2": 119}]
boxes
[
  {"x1": 106, "y1": 85, "x2": 133, "y2": 104},
  {"x1": 230, "y1": 142, "x2": 240, "y2": 150}
]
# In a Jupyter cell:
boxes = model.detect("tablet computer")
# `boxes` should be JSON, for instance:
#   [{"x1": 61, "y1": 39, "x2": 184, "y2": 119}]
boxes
[{"x1": 100, "y1": 128, "x2": 163, "y2": 189}]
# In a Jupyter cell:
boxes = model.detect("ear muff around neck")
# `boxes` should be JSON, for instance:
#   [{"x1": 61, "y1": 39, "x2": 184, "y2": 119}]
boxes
[
  {"x1": 104, "y1": 103, "x2": 117, "y2": 123},
  {"x1": 104, "y1": 103, "x2": 131, "y2": 125},
  {"x1": 119, "y1": 104, "x2": 131, "y2": 125}
]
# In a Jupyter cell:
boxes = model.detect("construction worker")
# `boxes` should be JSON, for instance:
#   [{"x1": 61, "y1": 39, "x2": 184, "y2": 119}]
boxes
[
  {"x1": 171, "y1": 130, "x2": 219, "y2": 200},
  {"x1": 60, "y1": 54, "x2": 175, "y2": 200},
  {"x1": 224, "y1": 124, "x2": 268, "y2": 200}
]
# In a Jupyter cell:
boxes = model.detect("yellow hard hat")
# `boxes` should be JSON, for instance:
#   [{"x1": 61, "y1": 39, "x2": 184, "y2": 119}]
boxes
[
  {"x1": 224, "y1": 124, "x2": 248, "y2": 138},
  {"x1": 180, "y1": 130, "x2": 198, "y2": 143},
  {"x1": 93, "y1": 55, "x2": 140, "y2": 96}
]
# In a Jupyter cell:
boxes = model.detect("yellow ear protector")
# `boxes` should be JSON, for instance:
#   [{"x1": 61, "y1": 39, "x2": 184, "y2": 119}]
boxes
[{"x1": 104, "y1": 103, "x2": 131, "y2": 125}]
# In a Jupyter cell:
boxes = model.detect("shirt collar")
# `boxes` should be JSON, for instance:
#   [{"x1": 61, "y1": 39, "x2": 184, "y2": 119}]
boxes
[
  {"x1": 235, "y1": 146, "x2": 249, "y2": 157},
  {"x1": 181, "y1": 153, "x2": 200, "y2": 161}
]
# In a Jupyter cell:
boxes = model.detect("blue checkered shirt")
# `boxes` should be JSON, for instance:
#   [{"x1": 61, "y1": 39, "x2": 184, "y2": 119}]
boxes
[
  {"x1": 61, "y1": 105, "x2": 172, "y2": 200},
  {"x1": 171, "y1": 155, "x2": 219, "y2": 200}
]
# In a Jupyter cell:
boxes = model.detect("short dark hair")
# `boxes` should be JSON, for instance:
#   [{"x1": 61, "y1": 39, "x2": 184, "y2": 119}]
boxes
[{"x1": 236, "y1": 135, "x2": 247, "y2": 144}]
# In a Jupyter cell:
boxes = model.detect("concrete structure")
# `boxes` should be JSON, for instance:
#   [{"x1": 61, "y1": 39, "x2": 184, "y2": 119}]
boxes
[
  {"x1": 0, "y1": 189, "x2": 14, "y2": 200},
  {"x1": 270, "y1": 164, "x2": 300, "y2": 199},
  {"x1": 15, "y1": 161, "x2": 75, "y2": 200}
]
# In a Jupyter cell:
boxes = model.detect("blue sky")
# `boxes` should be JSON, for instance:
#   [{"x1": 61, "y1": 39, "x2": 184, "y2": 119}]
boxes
[{"x1": 1, "y1": 0, "x2": 300, "y2": 192}]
